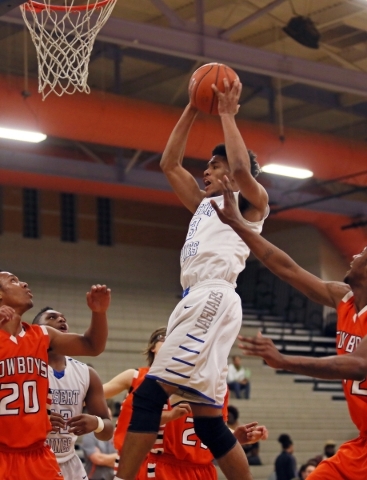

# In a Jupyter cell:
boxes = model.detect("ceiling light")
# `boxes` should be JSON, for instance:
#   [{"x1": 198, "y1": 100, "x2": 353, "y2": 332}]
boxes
[
  {"x1": 262, "y1": 164, "x2": 313, "y2": 179},
  {"x1": 0, "y1": 127, "x2": 47, "y2": 143},
  {"x1": 283, "y1": 16, "x2": 320, "y2": 49}
]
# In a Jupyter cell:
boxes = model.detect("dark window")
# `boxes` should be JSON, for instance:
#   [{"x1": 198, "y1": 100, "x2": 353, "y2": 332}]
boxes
[
  {"x1": 61, "y1": 193, "x2": 77, "y2": 242},
  {"x1": 23, "y1": 188, "x2": 39, "y2": 238},
  {"x1": 97, "y1": 197, "x2": 112, "y2": 246}
]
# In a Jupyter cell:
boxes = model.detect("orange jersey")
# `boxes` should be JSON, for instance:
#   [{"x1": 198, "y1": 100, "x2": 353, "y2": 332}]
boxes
[
  {"x1": 0, "y1": 323, "x2": 52, "y2": 449},
  {"x1": 307, "y1": 436, "x2": 367, "y2": 480},
  {"x1": 113, "y1": 367, "x2": 150, "y2": 451},
  {"x1": 337, "y1": 292, "x2": 367, "y2": 434},
  {"x1": 151, "y1": 390, "x2": 229, "y2": 464},
  {"x1": 0, "y1": 443, "x2": 64, "y2": 480}
]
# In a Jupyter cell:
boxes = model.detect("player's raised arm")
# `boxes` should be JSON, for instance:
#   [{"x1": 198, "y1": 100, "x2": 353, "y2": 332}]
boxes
[
  {"x1": 160, "y1": 104, "x2": 205, "y2": 213},
  {"x1": 48, "y1": 284, "x2": 110, "y2": 356},
  {"x1": 103, "y1": 369, "x2": 136, "y2": 399},
  {"x1": 212, "y1": 79, "x2": 268, "y2": 219},
  {"x1": 210, "y1": 178, "x2": 349, "y2": 309}
]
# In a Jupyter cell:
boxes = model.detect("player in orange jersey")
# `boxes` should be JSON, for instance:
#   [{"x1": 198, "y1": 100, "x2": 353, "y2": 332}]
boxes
[
  {"x1": 211, "y1": 177, "x2": 367, "y2": 480},
  {"x1": 104, "y1": 327, "x2": 268, "y2": 480},
  {"x1": 0, "y1": 271, "x2": 110, "y2": 480},
  {"x1": 144, "y1": 403, "x2": 268, "y2": 480},
  {"x1": 104, "y1": 327, "x2": 167, "y2": 478}
]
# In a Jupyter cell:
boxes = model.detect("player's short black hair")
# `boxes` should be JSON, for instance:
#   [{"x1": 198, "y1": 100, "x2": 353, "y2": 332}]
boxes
[
  {"x1": 227, "y1": 405, "x2": 239, "y2": 422},
  {"x1": 278, "y1": 433, "x2": 293, "y2": 449},
  {"x1": 211, "y1": 143, "x2": 261, "y2": 178},
  {"x1": 32, "y1": 306, "x2": 54, "y2": 324}
]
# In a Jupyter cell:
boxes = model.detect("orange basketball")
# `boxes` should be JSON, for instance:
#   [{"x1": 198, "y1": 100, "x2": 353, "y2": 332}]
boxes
[{"x1": 188, "y1": 63, "x2": 239, "y2": 115}]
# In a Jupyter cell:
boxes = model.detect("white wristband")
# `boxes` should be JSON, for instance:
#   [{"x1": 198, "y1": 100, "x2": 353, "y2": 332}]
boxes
[{"x1": 94, "y1": 416, "x2": 104, "y2": 433}]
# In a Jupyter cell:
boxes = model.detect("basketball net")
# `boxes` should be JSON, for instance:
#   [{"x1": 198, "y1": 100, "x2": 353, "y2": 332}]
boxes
[{"x1": 20, "y1": 0, "x2": 117, "y2": 100}]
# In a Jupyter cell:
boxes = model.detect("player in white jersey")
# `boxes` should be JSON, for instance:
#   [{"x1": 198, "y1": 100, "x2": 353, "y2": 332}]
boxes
[
  {"x1": 33, "y1": 307, "x2": 114, "y2": 480},
  {"x1": 115, "y1": 80, "x2": 268, "y2": 480}
]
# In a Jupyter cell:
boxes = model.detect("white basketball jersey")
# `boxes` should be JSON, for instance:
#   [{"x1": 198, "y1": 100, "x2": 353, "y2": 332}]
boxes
[
  {"x1": 180, "y1": 192, "x2": 268, "y2": 290},
  {"x1": 46, "y1": 357, "x2": 90, "y2": 463}
]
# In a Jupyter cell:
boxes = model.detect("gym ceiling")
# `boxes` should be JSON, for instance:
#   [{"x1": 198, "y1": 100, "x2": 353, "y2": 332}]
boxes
[{"x1": 0, "y1": 0, "x2": 366, "y2": 259}]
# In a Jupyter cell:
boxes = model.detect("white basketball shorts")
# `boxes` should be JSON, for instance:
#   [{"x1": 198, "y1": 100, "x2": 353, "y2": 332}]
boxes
[
  {"x1": 147, "y1": 279, "x2": 242, "y2": 407},
  {"x1": 59, "y1": 453, "x2": 88, "y2": 480}
]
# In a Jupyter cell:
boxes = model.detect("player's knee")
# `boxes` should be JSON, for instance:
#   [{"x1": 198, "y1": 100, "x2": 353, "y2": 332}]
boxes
[
  {"x1": 193, "y1": 416, "x2": 237, "y2": 459},
  {"x1": 128, "y1": 378, "x2": 168, "y2": 434}
]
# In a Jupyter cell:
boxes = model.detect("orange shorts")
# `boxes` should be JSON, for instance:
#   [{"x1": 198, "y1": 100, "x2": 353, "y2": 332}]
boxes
[
  {"x1": 308, "y1": 435, "x2": 367, "y2": 480},
  {"x1": 144, "y1": 452, "x2": 217, "y2": 480},
  {"x1": 114, "y1": 453, "x2": 148, "y2": 480},
  {"x1": 0, "y1": 442, "x2": 63, "y2": 480}
]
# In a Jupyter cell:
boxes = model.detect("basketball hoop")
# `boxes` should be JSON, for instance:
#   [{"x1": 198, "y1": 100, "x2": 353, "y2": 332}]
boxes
[{"x1": 20, "y1": 0, "x2": 117, "y2": 100}]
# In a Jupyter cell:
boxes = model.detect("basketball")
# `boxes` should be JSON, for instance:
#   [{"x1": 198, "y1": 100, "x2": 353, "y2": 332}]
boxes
[{"x1": 188, "y1": 63, "x2": 239, "y2": 115}]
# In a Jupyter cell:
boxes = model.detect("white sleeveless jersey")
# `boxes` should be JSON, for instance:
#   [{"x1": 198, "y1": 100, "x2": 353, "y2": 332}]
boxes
[
  {"x1": 46, "y1": 357, "x2": 90, "y2": 463},
  {"x1": 180, "y1": 192, "x2": 269, "y2": 290}
]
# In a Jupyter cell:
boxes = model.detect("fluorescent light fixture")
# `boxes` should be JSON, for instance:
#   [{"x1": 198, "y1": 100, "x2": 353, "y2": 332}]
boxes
[
  {"x1": 0, "y1": 127, "x2": 47, "y2": 143},
  {"x1": 262, "y1": 163, "x2": 313, "y2": 179}
]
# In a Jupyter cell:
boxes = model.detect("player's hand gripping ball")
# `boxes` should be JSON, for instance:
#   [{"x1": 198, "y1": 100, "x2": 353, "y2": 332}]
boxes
[{"x1": 188, "y1": 63, "x2": 239, "y2": 115}]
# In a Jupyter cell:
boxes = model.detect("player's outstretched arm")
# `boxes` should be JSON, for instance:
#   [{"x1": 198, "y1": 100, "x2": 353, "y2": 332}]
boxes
[
  {"x1": 66, "y1": 367, "x2": 114, "y2": 441},
  {"x1": 210, "y1": 178, "x2": 349, "y2": 309},
  {"x1": 212, "y1": 79, "x2": 268, "y2": 219},
  {"x1": 239, "y1": 332, "x2": 367, "y2": 380},
  {"x1": 48, "y1": 284, "x2": 110, "y2": 356},
  {"x1": 103, "y1": 369, "x2": 136, "y2": 399},
  {"x1": 160, "y1": 104, "x2": 205, "y2": 213}
]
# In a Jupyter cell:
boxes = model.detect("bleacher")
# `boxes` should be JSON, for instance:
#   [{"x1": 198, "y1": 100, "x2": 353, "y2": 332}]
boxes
[{"x1": 235, "y1": 257, "x2": 344, "y2": 395}]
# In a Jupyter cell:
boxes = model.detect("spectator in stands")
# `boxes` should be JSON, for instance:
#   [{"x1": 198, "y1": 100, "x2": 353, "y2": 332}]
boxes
[
  {"x1": 298, "y1": 462, "x2": 316, "y2": 479},
  {"x1": 308, "y1": 440, "x2": 337, "y2": 466},
  {"x1": 227, "y1": 355, "x2": 251, "y2": 399},
  {"x1": 275, "y1": 433, "x2": 298, "y2": 480},
  {"x1": 113, "y1": 401, "x2": 121, "y2": 418},
  {"x1": 244, "y1": 442, "x2": 262, "y2": 466},
  {"x1": 227, "y1": 404, "x2": 240, "y2": 429},
  {"x1": 82, "y1": 409, "x2": 118, "y2": 480}
]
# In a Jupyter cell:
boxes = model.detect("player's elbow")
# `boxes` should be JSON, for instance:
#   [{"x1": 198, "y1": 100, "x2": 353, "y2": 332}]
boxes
[
  {"x1": 85, "y1": 341, "x2": 106, "y2": 357},
  {"x1": 159, "y1": 157, "x2": 167, "y2": 171},
  {"x1": 160, "y1": 154, "x2": 173, "y2": 172},
  {"x1": 89, "y1": 347, "x2": 105, "y2": 357}
]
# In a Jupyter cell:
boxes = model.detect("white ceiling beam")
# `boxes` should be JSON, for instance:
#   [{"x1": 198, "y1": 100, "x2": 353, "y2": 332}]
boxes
[
  {"x1": 4, "y1": 12, "x2": 367, "y2": 96},
  {"x1": 99, "y1": 19, "x2": 367, "y2": 97},
  {"x1": 150, "y1": 0, "x2": 186, "y2": 28},
  {"x1": 195, "y1": 0, "x2": 205, "y2": 30}
]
